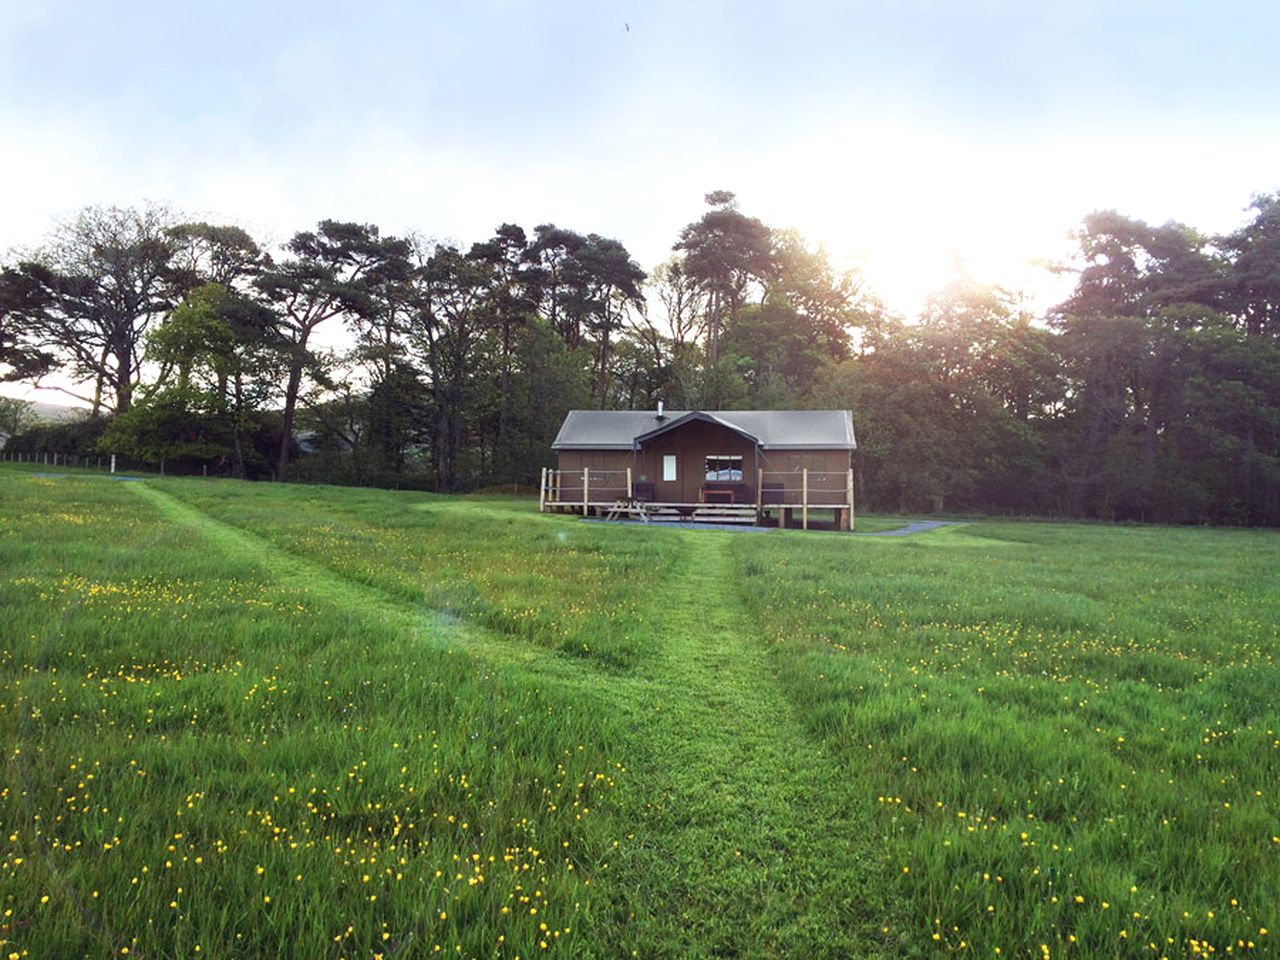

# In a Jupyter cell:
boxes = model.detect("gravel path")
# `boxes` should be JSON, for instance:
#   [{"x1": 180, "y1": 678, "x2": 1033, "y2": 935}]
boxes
[{"x1": 856, "y1": 520, "x2": 964, "y2": 536}]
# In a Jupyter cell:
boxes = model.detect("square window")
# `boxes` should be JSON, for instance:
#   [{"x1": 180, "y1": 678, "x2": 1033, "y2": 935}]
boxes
[{"x1": 705, "y1": 456, "x2": 743, "y2": 481}]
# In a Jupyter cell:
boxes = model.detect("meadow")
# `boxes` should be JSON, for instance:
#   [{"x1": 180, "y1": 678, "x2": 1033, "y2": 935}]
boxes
[{"x1": 1, "y1": 464, "x2": 1277, "y2": 958}]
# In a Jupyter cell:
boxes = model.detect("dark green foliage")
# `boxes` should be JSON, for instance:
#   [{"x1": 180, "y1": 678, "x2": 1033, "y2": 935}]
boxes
[
  {"x1": 3, "y1": 414, "x2": 108, "y2": 455},
  {"x1": 4, "y1": 192, "x2": 1280, "y2": 523}
]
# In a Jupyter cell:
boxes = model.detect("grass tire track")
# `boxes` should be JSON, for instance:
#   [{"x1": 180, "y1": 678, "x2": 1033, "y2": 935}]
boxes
[
  {"x1": 129, "y1": 482, "x2": 573, "y2": 677},
  {"x1": 610, "y1": 532, "x2": 892, "y2": 958}
]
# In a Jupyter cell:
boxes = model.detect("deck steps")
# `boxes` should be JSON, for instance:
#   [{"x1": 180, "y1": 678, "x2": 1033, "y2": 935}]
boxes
[
  {"x1": 691, "y1": 505, "x2": 758, "y2": 524},
  {"x1": 623, "y1": 503, "x2": 761, "y2": 524},
  {"x1": 642, "y1": 506, "x2": 685, "y2": 523}
]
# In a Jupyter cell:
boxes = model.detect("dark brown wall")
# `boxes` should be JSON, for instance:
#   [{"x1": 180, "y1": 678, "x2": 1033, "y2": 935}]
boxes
[
  {"x1": 554, "y1": 449, "x2": 631, "y2": 500},
  {"x1": 555, "y1": 418, "x2": 852, "y2": 504},
  {"x1": 634, "y1": 420, "x2": 758, "y2": 502},
  {"x1": 556, "y1": 450, "x2": 629, "y2": 474},
  {"x1": 757, "y1": 449, "x2": 851, "y2": 473}
]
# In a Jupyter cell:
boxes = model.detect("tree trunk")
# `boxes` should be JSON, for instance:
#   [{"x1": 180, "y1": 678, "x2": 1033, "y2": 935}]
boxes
[
  {"x1": 707, "y1": 289, "x2": 721, "y2": 364},
  {"x1": 231, "y1": 373, "x2": 247, "y2": 480},
  {"x1": 596, "y1": 325, "x2": 611, "y2": 408},
  {"x1": 276, "y1": 349, "x2": 305, "y2": 481},
  {"x1": 115, "y1": 346, "x2": 134, "y2": 413},
  {"x1": 498, "y1": 317, "x2": 511, "y2": 470}
]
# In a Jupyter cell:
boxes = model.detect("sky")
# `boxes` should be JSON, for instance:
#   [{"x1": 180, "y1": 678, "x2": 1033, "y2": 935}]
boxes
[{"x1": 2, "y1": 0, "x2": 1279, "y2": 403}]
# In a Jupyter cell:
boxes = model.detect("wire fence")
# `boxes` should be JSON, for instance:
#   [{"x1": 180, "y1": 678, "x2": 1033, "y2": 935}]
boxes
[{"x1": 0, "y1": 450, "x2": 137, "y2": 473}]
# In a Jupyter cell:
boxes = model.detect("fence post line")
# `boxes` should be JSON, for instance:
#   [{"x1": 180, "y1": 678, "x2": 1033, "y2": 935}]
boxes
[
  {"x1": 626, "y1": 466, "x2": 633, "y2": 499},
  {"x1": 802, "y1": 467, "x2": 809, "y2": 530}
]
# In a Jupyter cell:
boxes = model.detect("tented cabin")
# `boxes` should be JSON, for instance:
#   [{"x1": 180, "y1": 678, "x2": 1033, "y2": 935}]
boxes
[{"x1": 541, "y1": 409, "x2": 857, "y2": 530}]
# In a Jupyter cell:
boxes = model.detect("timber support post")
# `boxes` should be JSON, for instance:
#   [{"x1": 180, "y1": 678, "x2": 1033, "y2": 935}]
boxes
[
  {"x1": 847, "y1": 467, "x2": 855, "y2": 532},
  {"x1": 802, "y1": 467, "x2": 809, "y2": 530},
  {"x1": 539, "y1": 467, "x2": 547, "y2": 513},
  {"x1": 626, "y1": 466, "x2": 633, "y2": 499},
  {"x1": 756, "y1": 467, "x2": 764, "y2": 522},
  {"x1": 582, "y1": 466, "x2": 589, "y2": 517}
]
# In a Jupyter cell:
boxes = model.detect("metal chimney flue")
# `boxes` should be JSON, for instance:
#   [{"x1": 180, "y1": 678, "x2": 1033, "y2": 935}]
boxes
[{"x1": 656, "y1": 400, "x2": 665, "y2": 420}]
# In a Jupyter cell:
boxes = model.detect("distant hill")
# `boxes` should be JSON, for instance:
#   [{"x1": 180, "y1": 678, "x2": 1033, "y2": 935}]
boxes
[
  {"x1": 0, "y1": 397, "x2": 90, "y2": 442},
  {"x1": 27, "y1": 399, "x2": 91, "y2": 423}
]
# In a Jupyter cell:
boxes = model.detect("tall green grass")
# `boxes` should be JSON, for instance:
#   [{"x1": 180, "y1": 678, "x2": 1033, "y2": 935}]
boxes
[
  {"x1": 1, "y1": 473, "x2": 632, "y2": 959},
  {"x1": 739, "y1": 520, "x2": 1280, "y2": 957},
  {"x1": 164, "y1": 479, "x2": 666, "y2": 670},
  {"x1": 3, "y1": 465, "x2": 1278, "y2": 959}
]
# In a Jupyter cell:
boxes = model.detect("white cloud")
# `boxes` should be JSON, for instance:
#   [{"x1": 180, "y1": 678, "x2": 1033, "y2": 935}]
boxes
[{"x1": 3, "y1": 86, "x2": 1276, "y2": 328}]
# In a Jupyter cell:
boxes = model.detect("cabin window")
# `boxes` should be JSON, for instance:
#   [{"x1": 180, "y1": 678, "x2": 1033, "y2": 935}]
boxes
[
  {"x1": 662, "y1": 454, "x2": 677, "y2": 482},
  {"x1": 705, "y1": 455, "x2": 744, "y2": 481}
]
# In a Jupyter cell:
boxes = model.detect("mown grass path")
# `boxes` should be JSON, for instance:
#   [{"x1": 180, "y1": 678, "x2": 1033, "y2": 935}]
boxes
[
  {"x1": 129, "y1": 482, "x2": 569, "y2": 673},
  {"x1": 608, "y1": 532, "x2": 890, "y2": 958},
  {"x1": 132, "y1": 482, "x2": 889, "y2": 956}
]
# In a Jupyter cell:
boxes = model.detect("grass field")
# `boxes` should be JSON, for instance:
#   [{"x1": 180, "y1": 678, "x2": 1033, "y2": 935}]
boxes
[{"x1": 2, "y1": 464, "x2": 1277, "y2": 959}]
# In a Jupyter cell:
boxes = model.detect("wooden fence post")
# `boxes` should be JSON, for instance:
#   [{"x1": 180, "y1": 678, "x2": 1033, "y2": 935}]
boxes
[
  {"x1": 802, "y1": 467, "x2": 809, "y2": 530},
  {"x1": 626, "y1": 466, "x2": 633, "y2": 499},
  {"x1": 539, "y1": 467, "x2": 547, "y2": 513},
  {"x1": 110, "y1": 454, "x2": 116, "y2": 474},
  {"x1": 756, "y1": 467, "x2": 764, "y2": 520},
  {"x1": 847, "y1": 468, "x2": 855, "y2": 532},
  {"x1": 582, "y1": 466, "x2": 589, "y2": 517}
]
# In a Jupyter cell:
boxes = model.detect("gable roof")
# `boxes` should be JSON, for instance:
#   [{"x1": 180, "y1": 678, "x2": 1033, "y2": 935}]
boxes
[{"x1": 552, "y1": 409, "x2": 856, "y2": 451}]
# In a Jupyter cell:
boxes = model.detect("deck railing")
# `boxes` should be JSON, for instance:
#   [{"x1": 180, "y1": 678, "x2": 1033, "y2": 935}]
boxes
[
  {"x1": 757, "y1": 469, "x2": 849, "y2": 506},
  {"x1": 540, "y1": 465, "x2": 856, "y2": 530},
  {"x1": 542, "y1": 468, "x2": 632, "y2": 513}
]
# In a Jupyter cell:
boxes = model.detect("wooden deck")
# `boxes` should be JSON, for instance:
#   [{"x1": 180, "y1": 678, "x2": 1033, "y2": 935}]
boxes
[{"x1": 538, "y1": 466, "x2": 856, "y2": 531}]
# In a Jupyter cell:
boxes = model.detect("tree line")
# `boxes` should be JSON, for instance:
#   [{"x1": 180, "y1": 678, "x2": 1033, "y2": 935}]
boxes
[{"x1": 2, "y1": 191, "x2": 1278, "y2": 524}]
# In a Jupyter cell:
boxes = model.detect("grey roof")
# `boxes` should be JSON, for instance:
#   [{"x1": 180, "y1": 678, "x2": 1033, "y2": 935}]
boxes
[{"x1": 552, "y1": 409, "x2": 856, "y2": 451}]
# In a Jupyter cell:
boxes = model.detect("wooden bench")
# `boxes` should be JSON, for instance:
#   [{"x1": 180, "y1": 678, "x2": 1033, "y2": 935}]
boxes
[{"x1": 702, "y1": 481, "x2": 747, "y2": 504}]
